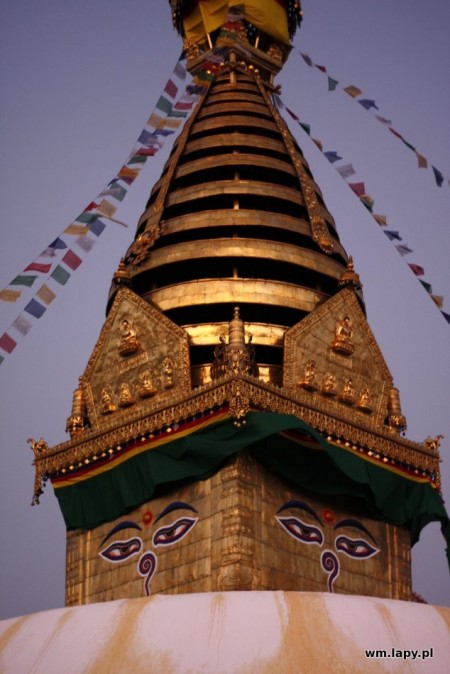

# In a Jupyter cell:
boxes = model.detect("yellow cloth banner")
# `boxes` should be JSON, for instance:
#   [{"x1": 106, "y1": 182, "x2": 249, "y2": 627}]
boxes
[{"x1": 183, "y1": 1, "x2": 290, "y2": 45}]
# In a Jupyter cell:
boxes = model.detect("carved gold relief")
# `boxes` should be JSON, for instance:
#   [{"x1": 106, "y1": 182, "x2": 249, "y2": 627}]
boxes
[
  {"x1": 118, "y1": 318, "x2": 140, "y2": 356},
  {"x1": 297, "y1": 359, "x2": 319, "y2": 391},
  {"x1": 100, "y1": 387, "x2": 116, "y2": 414},
  {"x1": 331, "y1": 315, "x2": 355, "y2": 356},
  {"x1": 118, "y1": 382, "x2": 135, "y2": 408},
  {"x1": 321, "y1": 371, "x2": 337, "y2": 396},
  {"x1": 138, "y1": 368, "x2": 157, "y2": 398}
]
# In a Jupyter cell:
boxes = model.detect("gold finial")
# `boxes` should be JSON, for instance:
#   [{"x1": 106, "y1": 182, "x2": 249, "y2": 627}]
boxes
[
  {"x1": 423, "y1": 435, "x2": 444, "y2": 453},
  {"x1": 387, "y1": 387, "x2": 407, "y2": 434},
  {"x1": 339, "y1": 256, "x2": 362, "y2": 290},
  {"x1": 113, "y1": 258, "x2": 131, "y2": 286},
  {"x1": 66, "y1": 381, "x2": 87, "y2": 438},
  {"x1": 211, "y1": 307, "x2": 258, "y2": 379},
  {"x1": 27, "y1": 437, "x2": 49, "y2": 456}
]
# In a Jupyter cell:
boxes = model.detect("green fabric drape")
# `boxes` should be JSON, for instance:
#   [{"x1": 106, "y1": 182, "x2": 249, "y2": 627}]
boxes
[{"x1": 53, "y1": 411, "x2": 450, "y2": 568}]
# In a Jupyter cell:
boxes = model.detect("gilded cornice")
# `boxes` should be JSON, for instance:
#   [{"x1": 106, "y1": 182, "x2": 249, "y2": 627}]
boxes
[{"x1": 31, "y1": 373, "x2": 441, "y2": 505}]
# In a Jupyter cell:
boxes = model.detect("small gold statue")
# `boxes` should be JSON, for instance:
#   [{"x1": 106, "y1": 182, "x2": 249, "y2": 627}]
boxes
[
  {"x1": 162, "y1": 357, "x2": 174, "y2": 389},
  {"x1": 331, "y1": 315, "x2": 355, "y2": 356},
  {"x1": 100, "y1": 387, "x2": 116, "y2": 414},
  {"x1": 339, "y1": 377, "x2": 355, "y2": 404},
  {"x1": 322, "y1": 371, "x2": 337, "y2": 396},
  {"x1": 118, "y1": 381, "x2": 135, "y2": 407},
  {"x1": 356, "y1": 386, "x2": 373, "y2": 413},
  {"x1": 119, "y1": 318, "x2": 140, "y2": 356},
  {"x1": 139, "y1": 368, "x2": 157, "y2": 398},
  {"x1": 298, "y1": 359, "x2": 318, "y2": 391}
]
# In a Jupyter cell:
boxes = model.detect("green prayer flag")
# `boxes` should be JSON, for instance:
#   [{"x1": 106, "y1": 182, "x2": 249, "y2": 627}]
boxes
[
  {"x1": 51, "y1": 264, "x2": 70, "y2": 286},
  {"x1": 328, "y1": 77, "x2": 338, "y2": 91},
  {"x1": 11, "y1": 274, "x2": 37, "y2": 287},
  {"x1": 156, "y1": 95, "x2": 173, "y2": 115}
]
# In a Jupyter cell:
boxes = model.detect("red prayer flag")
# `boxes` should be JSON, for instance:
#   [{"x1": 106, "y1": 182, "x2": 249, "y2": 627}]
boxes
[
  {"x1": 164, "y1": 79, "x2": 178, "y2": 99},
  {"x1": 409, "y1": 263, "x2": 425, "y2": 277},
  {"x1": 25, "y1": 262, "x2": 52, "y2": 274},
  {"x1": 349, "y1": 182, "x2": 365, "y2": 197},
  {"x1": 0, "y1": 332, "x2": 17, "y2": 354},
  {"x1": 85, "y1": 201, "x2": 99, "y2": 212},
  {"x1": 62, "y1": 249, "x2": 82, "y2": 271}
]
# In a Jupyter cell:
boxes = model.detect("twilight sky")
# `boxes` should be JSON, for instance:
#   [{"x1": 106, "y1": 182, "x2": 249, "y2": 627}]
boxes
[{"x1": 0, "y1": 0, "x2": 449, "y2": 618}]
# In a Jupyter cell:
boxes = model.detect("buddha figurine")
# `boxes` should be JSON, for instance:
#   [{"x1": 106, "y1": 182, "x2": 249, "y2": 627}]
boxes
[
  {"x1": 100, "y1": 387, "x2": 116, "y2": 414},
  {"x1": 322, "y1": 371, "x2": 337, "y2": 396},
  {"x1": 119, "y1": 318, "x2": 140, "y2": 356},
  {"x1": 339, "y1": 377, "x2": 355, "y2": 405},
  {"x1": 298, "y1": 359, "x2": 318, "y2": 391},
  {"x1": 162, "y1": 357, "x2": 174, "y2": 389},
  {"x1": 356, "y1": 386, "x2": 373, "y2": 413},
  {"x1": 118, "y1": 381, "x2": 135, "y2": 407},
  {"x1": 331, "y1": 315, "x2": 355, "y2": 356},
  {"x1": 139, "y1": 368, "x2": 157, "y2": 398}
]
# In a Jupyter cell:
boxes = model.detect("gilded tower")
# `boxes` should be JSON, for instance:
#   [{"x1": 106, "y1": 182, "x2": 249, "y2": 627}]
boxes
[{"x1": 31, "y1": 1, "x2": 448, "y2": 605}]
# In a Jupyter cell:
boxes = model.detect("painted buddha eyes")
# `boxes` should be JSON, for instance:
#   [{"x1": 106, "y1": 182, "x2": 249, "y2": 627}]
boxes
[
  {"x1": 99, "y1": 537, "x2": 142, "y2": 562},
  {"x1": 335, "y1": 535, "x2": 378, "y2": 559},
  {"x1": 276, "y1": 516, "x2": 324, "y2": 546},
  {"x1": 153, "y1": 517, "x2": 198, "y2": 547}
]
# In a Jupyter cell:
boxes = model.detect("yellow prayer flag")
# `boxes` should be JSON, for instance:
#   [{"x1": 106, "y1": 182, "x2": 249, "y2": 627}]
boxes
[
  {"x1": 312, "y1": 138, "x2": 323, "y2": 152},
  {"x1": 431, "y1": 295, "x2": 444, "y2": 309},
  {"x1": 344, "y1": 85, "x2": 362, "y2": 98},
  {"x1": 373, "y1": 214, "x2": 387, "y2": 227},
  {"x1": 118, "y1": 167, "x2": 139, "y2": 179},
  {"x1": 147, "y1": 113, "x2": 182, "y2": 130},
  {"x1": 96, "y1": 199, "x2": 117, "y2": 218},
  {"x1": 36, "y1": 283, "x2": 56, "y2": 305},
  {"x1": 416, "y1": 152, "x2": 428, "y2": 169},
  {"x1": 64, "y1": 224, "x2": 90, "y2": 236},
  {"x1": 0, "y1": 288, "x2": 21, "y2": 303}
]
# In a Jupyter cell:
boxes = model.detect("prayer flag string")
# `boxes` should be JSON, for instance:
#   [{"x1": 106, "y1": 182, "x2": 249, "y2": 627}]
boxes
[
  {"x1": 273, "y1": 95, "x2": 448, "y2": 326},
  {"x1": 295, "y1": 48, "x2": 449, "y2": 190},
  {"x1": 0, "y1": 54, "x2": 215, "y2": 367}
]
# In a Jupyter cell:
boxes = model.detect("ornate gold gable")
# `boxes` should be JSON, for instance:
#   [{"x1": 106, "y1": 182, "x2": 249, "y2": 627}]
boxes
[
  {"x1": 284, "y1": 288, "x2": 394, "y2": 431},
  {"x1": 76, "y1": 288, "x2": 191, "y2": 433}
]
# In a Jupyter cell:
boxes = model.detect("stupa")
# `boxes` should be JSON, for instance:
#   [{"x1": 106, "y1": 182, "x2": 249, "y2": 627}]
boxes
[{"x1": 28, "y1": 0, "x2": 449, "y2": 608}]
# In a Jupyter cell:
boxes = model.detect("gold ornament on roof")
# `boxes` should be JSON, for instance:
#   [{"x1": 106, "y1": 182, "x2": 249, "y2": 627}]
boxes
[
  {"x1": 339, "y1": 256, "x2": 362, "y2": 290},
  {"x1": 27, "y1": 437, "x2": 49, "y2": 456},
  {"x1": 331, "y1": 315, "x2": 355, "y2": 356},
  {"x1": 66, "y1": 381, "x2": 87, "y2": 438},
  {"x1": 119, "y1": 319, "x2": 140, "y2": 356},
  {"x1": 387, "y1": 387, "x2": 407, "y2": 434},
  {"x1": 423, "y1": 435, "x2": 444, "y2": 452},
  {"x1": 211, "y1": 307, "x2": 259, "y2": 380}
]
